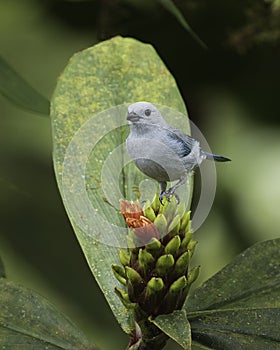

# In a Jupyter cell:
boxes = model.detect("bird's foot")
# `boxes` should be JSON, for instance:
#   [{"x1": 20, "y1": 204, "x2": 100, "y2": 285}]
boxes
[
  {"x1": 159, "y1": 189, "x2": 180, "y2": 204},
  {"x1": 159, "y1": 191, "x2": 166, "y2": 204},
  {"x1": 166, "y1": 189, "x2": 180, "y2": 203}
]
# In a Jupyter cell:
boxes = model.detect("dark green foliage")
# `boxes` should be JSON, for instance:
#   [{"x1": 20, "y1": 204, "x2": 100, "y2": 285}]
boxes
[
  {"x1": 186, "y1": 238, "x2": 280, "y2": 350},
  {"x1": 0, "y1": 56, "x2": 49, "y2": 115},
  {"x1": 0, "y1": 256, "x2": 5, "y2": 278},
  {"x1": 0, "y1": 279, "x2": 96, "y2": 350}
]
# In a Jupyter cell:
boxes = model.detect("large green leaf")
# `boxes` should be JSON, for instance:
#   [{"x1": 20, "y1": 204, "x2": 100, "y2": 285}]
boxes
[
  {"x1": 186, "y1": 238, "x2": 280, "y2": 349},
  {"x1": 0, "y1": 56, "x2": 49, "y2": 115},
  {"x1": 151, "y1": 310, "x2": 192, "y2": 350},
  {"x1": 51, "y1": 36, "x2": 190, "y2": 333},
  {"x1": 189, "y1": 308, "x2": 280, "y2": 349},
  {"x1": 0, "y1": 279, "x2": 96, "y2": 350}
]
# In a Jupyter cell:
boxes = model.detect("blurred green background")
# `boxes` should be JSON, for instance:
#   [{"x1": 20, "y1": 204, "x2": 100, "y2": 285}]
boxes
[{"x1": 0, "y1": 1, "x2": 279, "y2": 349}]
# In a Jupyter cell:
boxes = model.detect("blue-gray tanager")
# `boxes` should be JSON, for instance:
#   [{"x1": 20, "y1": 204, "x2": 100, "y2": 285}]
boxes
[{"x1": 126, "y1": 101, "x2": 230, "y2": 202}]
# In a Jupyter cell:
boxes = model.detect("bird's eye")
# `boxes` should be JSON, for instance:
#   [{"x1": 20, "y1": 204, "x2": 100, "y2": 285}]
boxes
[{"x1": 145, "y1": 109, "x2": 151, "y2": 116}]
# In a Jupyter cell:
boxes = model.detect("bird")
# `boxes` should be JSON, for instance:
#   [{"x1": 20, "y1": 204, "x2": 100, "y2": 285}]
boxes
[{"x1": 126, "y1": 101, "x2": 230, "y2": 202}]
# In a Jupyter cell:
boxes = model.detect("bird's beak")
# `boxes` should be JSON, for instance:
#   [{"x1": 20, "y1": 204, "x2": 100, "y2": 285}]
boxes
[{"x1": 127, "y1": 112, "x2": 140, "y2": 122}]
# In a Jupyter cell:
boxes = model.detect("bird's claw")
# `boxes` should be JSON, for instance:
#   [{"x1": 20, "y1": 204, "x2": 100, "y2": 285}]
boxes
[
  {"x1": 159, "y1": 191, "x2": 165, "y2": 204},
  {"x1": 167, "y1": 189, "x2": 180, "y2": 203},
  {"x1": 159, "y1": 189, "x2": 180, "y2": 204}
]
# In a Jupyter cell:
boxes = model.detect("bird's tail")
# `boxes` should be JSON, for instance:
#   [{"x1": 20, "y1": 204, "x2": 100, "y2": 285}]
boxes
[{"x1": 203, "y1": 152, "x2": 231, "y2": 162}]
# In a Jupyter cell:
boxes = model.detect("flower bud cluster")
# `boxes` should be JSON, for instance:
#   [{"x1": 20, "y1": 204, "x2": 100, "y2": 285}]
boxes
[{"x1": 113, "y1": 194, "x2": 199, "y2": 319}]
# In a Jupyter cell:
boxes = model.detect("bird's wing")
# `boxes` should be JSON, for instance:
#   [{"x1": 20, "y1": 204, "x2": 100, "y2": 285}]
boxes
[{"x1": 165, "y1": 126, "x2": 195, "y2": 158}]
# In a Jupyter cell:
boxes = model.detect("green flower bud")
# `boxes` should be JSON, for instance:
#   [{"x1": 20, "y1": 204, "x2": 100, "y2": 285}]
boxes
[
  {"x1": 168, "y1": 214, "x2": 181, "y2": 234},
  {"x1": 188, "y1": 266, "x2": 200, "y2": 285},
  {"x1": 181, "y1": 231, "x2": 193, "y2": 250},
  {"x1": 146, "y1": 237, "x2": 162, "y2": 252},
  {"x1": 160, "y1": 276, "x2": 188, "y2": 313},
  {"x1": 174, "y1": 251, "x2": 191, "y2": 276},
  {"x1": 158, "y1": 197, "x2": 168, "y2": 214},
  {"x1": 125, "y1": 266, "x2": 145, "y2": 301},
  {"x1": 176, "y1": 203, "x2": 186, "y2": 218},
  {"x1": 119, "y1": 249, "x2": 130, "y2": 266},
  {"x1": 142, "y1": 199, "x2": 151, "y2": 212},
  {"x1": 164, "y1": 235, "x2": 181, "y2": 256},
  {"x1": 184, "y1": 219, "x2": 192, "y2": 235},
  {"x1": 187, "y1": 240, "x2": 198, "y2": 257},
  {"x1": 160, "y1": 196, "x2": 177, "y2": 221},
  {"x1": 142, "y1": 277, "x2": 165, "y2": 315},
  {"x1": 169, "y1": 275, "x2": 188, "y2": 293},
  {"x1": 112, "y1": 264, "x2": 127, "y2": 285},
  {"x1": 154, "y1": 213, "x2": 167, "y2": 236},
  {"x1": 114, "y1": 287, "x2": 134, "y2": 308},
  {"x1": 125, "y1": 266, "x2": 143, "y2": 284},
  {"x1": 155, "y1": 254, "x2": 174, "y2": 275},
  {"x1": 146, "y1": 277, "x2": 164, "y2": 294},
  {"x1": 145, "y1": 238, "x2": 162, "y2": 261},
  {"x1": 143, "y1": 204, "x2": 156, "y2": 222},
  {"x1": 180, "y1": 211, "x2": 191, "y2": 232},
  {"x1": 151, "y1": 192, "x2": 161, "y2": 213},
  {"x1": 139, "y1": 248, "x2": 155, "y2": 276}
]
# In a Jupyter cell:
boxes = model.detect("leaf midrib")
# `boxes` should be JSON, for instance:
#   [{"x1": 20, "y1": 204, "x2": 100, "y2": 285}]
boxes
[
  {"x1": 188, "y1": 306, "x2": 280, "y2": 341},
  {"x1": 188, "y1": 278, "x2": 280, "y2": 312},
  {"x1": 0, "y1": 322, "x2": 77, "y2": 350}
]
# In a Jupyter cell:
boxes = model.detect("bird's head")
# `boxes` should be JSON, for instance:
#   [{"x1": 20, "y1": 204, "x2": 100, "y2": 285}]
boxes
[{"x1": 127, "y1": 102, "x2": 165, "y2": 126}]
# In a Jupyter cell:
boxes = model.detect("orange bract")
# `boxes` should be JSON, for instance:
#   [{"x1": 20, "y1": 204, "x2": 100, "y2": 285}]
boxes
[
  {"x1": 120, "y1": 199, "x2": 144, "y2": 220},
  {"x1": 120, "y1": 200, "x2": 160, "y2": 243}
]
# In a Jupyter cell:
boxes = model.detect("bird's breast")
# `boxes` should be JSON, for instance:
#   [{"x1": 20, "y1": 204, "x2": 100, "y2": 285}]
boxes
[{"x1": 126, "y1": 134, "x2": 186, "y2": 181}]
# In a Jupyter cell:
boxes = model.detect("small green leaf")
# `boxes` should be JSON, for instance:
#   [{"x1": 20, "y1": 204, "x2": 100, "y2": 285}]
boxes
[
  {"x1": 51, "y1": 36, "x2": 190, "y2": 333},
  {"x1": 0, "y1": 56, "x2": 50, "y2": 115},
  {"x1": 0, "y1": 279, "x2": 96, "y2": 350},
  {"x1": 186, "y1": 238, "x2": 280, "y2": 349},
  {"x1": 151, "y1": 310, "x2": 191, "y2": 349},
  {"x1": 157, "y1": 0, "x2": 207, "y2": 49}
]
